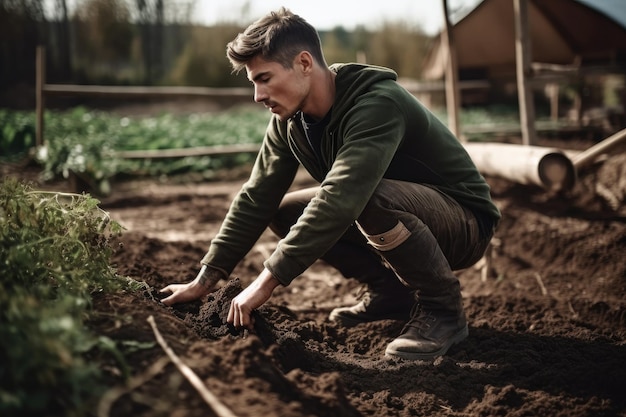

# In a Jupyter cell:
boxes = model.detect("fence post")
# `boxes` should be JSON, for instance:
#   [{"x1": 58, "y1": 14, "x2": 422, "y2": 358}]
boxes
[{"x1": 36, "y1": 46, "x2": 45, "y2": 147}]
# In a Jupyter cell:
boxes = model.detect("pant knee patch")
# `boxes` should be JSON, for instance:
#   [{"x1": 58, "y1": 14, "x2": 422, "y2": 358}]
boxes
[{"x1": 362, "y1": 220, "x2": 411, "y2": 251}]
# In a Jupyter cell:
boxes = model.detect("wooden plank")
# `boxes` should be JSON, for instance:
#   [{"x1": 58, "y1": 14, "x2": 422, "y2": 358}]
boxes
[
  {"x1": 114, "y1": 144, "x2": 261, "y2": 159},
  {"x1": 43, "y1": 84, "x2": 253, "y2": 99},
  {"x1": 463, "y1": 121, "x2": 588, "y2": 136}
]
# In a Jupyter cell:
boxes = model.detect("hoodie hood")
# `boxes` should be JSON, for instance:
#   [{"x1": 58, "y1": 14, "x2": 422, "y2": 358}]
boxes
[{"x1": 329, "y1": 63, "x2": 398, "y2": 118}]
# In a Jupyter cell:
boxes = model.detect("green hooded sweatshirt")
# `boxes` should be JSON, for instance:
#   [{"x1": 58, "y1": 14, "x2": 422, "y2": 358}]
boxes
[{"x1": 202, "y1": 63, "x2": 501, "y2": 286}]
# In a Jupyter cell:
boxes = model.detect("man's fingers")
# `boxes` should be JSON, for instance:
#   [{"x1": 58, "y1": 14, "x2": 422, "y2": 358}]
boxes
[
  {"x1": 228, "y1": 300, "x2": 254, "y2": 330},
  {"x1": 159, "y1": 285, "x2": 174, "y2": 294},
  {"x1": 160, "y1": 292, "x2": 178, "y2": 306},
  {"x1": 158, "y1": 284, "x2": 186, "y2": 306},
  {"x1": 227, "y1": 300, "x2": 235, "y2": 324},
  {"x1": 235, "y1": 305, "x2": 245, "y2": 328}
]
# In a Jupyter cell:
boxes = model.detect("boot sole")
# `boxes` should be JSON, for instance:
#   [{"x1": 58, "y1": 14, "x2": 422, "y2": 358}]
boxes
[{"x1": 384, "y1": 324, "x2": 469, "y2": 361}]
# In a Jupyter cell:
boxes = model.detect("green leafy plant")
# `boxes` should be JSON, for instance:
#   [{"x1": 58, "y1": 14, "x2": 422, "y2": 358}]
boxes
[
  {"x1": 29, "y1": 106, "x2": 270, "y2": 192},
  {"x1": 0, "y1": 109, "x2": 35, "y2": 160},
  {"x1": 0, "y1": 178, "x2": 132, "y2": 416}
]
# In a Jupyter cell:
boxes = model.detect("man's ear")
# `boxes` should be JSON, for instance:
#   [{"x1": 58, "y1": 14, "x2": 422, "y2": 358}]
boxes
[{"x1": 295, "y1": 51, "x2": 314, "y2": 74}]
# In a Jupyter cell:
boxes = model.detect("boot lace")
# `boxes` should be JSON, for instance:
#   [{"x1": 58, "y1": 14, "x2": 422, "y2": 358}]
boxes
[
  {"x1": 402, "y1": 303, "x2": 436, "y2": 333},
  {"x1": 354, "y1": 285, "x2": 372, "y2": 303}
]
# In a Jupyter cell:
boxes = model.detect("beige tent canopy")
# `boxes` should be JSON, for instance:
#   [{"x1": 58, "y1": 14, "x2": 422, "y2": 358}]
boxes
[{"x1": 423, "y1": 0, "x2": 626, "y2": 81}]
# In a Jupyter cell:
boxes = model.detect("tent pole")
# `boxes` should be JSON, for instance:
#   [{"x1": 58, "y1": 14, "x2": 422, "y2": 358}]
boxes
[{"x1": 514, "y1": 0, "x2": 537, "y2": 145}]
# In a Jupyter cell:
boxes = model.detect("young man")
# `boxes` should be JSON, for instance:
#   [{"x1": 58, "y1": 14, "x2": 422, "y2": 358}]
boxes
[{"x1": 160, "y1": 8, "x2": 500, "y2": 360}]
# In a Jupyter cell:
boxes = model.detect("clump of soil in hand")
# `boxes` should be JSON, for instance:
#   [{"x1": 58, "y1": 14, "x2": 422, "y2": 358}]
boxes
[
  {"x1": 183, "y1": 278, "x2": 304, "y2": 351},
  {"x1": 185, "y1": 278, "x2": 245, "y2": 339}
]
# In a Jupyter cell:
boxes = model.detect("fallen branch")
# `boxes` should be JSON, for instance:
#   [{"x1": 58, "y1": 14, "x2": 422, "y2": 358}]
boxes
[
  {"x1": 147, "y1": 315, "x2": 239, "y2": 417},
  {"x1": 473, "y1": 256, "x2": 488, "y2": 282},
  {"x1": 534, "y1": 273, "x2": 548, "y2": 296},
  {"x1": 567, "y1": 301, "x2": 579, "y2": 319}
]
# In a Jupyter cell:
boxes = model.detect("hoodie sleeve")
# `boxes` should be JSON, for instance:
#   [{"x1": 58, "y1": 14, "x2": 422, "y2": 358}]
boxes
[{"x1": 201, "y1": 117, "x2": 299, "y2": 275}]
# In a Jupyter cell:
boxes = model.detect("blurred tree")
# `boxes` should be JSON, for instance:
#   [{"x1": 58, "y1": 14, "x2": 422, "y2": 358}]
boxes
[
  {"x1": 35, "y1": 0, "x2": 73, "y2": 83},
  {"x1": 321, "y1": 26, "x2": 359, "y2": 65},
  {"x1": 130, "y1": 0, "x2": 195, "y2": 84},
  {"x1": 366, "y1": 20, "x2": 431, "y2": 79},
  {"x1": 52, "y1": 0, "x2": 71, "y2": 80},
  {"x1": 166, "y1": 23, "x2": 245, "y2": 87},
  {"x1": 73, "y1": 0, "x2": 135, "y2": 81},
  {"x1": 135, "y1": 0, "x2": 163, "y2": 83},
  {"x1": 0, "y1": 0, "x2": 45, "y2": 94}
]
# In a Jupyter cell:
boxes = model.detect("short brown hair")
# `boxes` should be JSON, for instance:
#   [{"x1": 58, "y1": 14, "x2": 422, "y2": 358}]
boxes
[{"x1": 226, "y1": 7, "x2": 326, "y2": 73}]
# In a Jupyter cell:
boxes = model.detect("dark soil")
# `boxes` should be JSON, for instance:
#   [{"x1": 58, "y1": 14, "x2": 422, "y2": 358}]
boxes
[{"x1": 3, "y1": 137, "x2": 626, "y2": 417}]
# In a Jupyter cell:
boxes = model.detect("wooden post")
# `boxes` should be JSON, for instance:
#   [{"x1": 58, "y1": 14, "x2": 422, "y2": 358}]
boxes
[
  {"x1": 36, "y1": 46, "x2": 45, "y2": 147},
  {"x1": 442, "y1": 0, "x2": 461, "y2": 140},
  {"x1": 513, "y1": 0, "x2": 537, "y2": 145},
  {"x1": 547, "y1": 83, "x2": 559, "y2": 121}
]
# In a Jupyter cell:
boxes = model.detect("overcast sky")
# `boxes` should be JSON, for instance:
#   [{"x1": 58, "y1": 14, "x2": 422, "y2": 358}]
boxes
[{"x1": 191, "y1": 0, "x2": 482, "y2": 35}]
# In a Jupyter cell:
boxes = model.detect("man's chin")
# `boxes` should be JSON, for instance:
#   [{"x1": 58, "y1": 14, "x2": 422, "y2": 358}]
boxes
[{"x1": 274, "y1": 111, "x2": 297, "y2": 122}]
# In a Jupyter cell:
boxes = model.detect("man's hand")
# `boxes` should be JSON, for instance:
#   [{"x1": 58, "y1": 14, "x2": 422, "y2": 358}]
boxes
[
  {"x1": 160, "y1": 265, "x2": 223, "y2": 306},
  {"x1": 228, "y1": 268, "x2": 281, "y2": 330}
]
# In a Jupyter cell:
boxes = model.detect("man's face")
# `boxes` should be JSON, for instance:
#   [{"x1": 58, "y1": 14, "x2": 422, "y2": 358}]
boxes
[{"x1": 246, "y1": 55, "x2": 309, "y2": 121}]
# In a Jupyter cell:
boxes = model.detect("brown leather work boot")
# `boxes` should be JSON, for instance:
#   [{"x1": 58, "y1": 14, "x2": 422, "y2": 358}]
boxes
[
  {"x1": 384, "y1": 301, "x2": 468, "y2": 360},
  {"x1": 329, "y1": 285, "x2": 415, "y2": 327}
]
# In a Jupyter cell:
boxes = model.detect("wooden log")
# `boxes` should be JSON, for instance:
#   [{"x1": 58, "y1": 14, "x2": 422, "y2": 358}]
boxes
[{"x1": 464, "y1": 142, "x2": 576, "y2": 192}]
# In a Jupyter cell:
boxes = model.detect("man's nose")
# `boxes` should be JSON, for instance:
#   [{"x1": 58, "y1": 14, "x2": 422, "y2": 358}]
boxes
[{"x1": 254, "y1": 85, "x2": 268, "y2": 103}]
